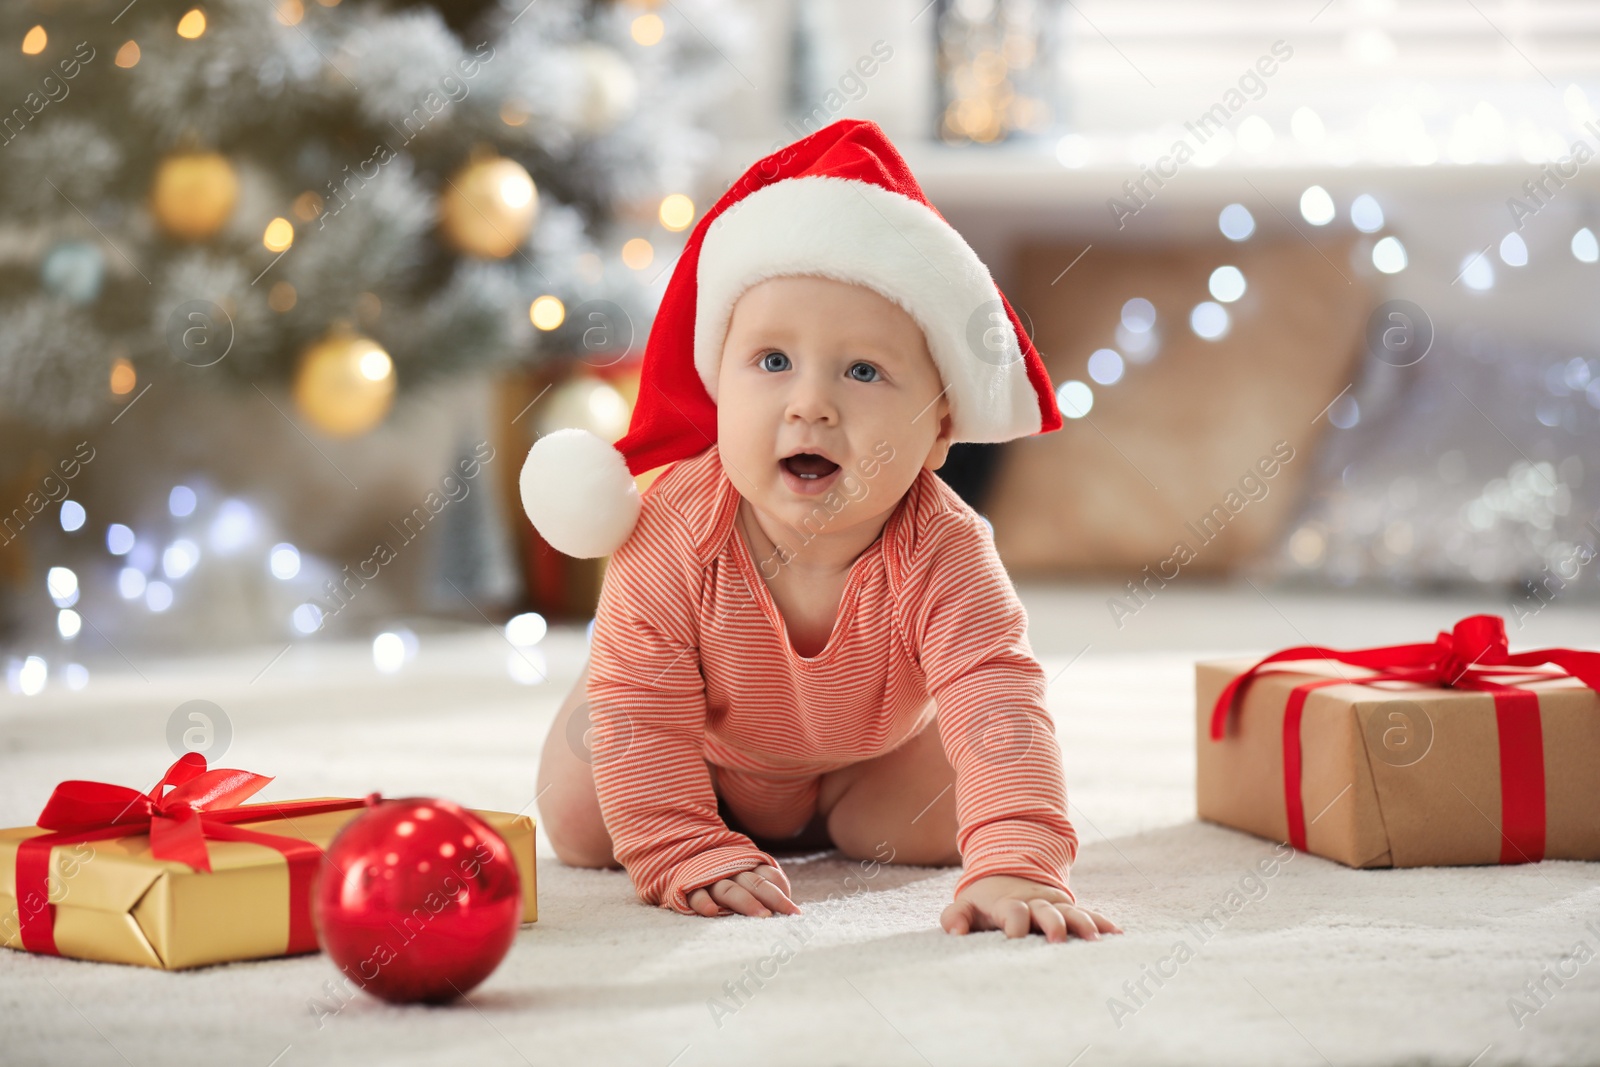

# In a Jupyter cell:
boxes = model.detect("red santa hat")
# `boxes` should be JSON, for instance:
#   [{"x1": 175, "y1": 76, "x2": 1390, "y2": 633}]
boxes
[{"x1": 520, "y1": 118, "x2": 1063, "y2": 559}]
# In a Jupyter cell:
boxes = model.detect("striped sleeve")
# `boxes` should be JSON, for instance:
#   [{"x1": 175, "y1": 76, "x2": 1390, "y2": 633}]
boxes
[
  {"x1": 909, "y1": 511, "x2": 1080, "y2": 903},
  {"x1": 585, "y1": 494, "x2": 783, "y2": 916}
]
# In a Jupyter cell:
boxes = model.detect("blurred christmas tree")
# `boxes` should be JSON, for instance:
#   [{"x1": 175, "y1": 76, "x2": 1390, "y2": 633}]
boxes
[
  {"x1": 0, "y1": 0, "x2": 747, "y2": 433},
  {"x1": 0, "y1": 0, "x2": 751, "y2": 674}
]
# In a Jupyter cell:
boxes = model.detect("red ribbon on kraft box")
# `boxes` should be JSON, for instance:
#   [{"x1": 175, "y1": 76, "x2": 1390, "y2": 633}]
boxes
[
  {"x1": 13, "y1": 753, "x2": 366, "y2": 957},
  {"x1": 1208, "y1": 614, "x2": 1600, "y2": 862}
]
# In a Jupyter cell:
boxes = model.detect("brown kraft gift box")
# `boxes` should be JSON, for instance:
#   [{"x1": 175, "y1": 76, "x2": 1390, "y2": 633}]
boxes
[{"x1": 1196, "y1": 656, "x2": 1600, "y2": 868}]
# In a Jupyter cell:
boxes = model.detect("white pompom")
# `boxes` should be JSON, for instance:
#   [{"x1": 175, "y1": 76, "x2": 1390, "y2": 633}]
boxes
[{"x1": 519, "y1": 428, "x2": 641, "y2": 559}]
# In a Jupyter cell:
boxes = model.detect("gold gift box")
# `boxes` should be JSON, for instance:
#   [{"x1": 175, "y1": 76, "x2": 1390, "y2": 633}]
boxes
[
  {"x1": 0, "y1": 801, "x2": 538, "y2": 970},
  {"x1": 1196, "y1": 658, "x2": 1600, "y2": 867}
]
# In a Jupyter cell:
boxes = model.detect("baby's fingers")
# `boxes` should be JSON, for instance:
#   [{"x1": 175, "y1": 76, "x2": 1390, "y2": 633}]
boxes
[
  {"x1": 710, "y1": 877, "x2": 774, "y2": 917},
  {"x1": 940, "y1": 899, "x2": 978, "y2": 935},
  {"x1": 686, "y1": 887, "x2": 724, "y2": 918},
  {"x1": 1085, "y1": 908, "x2": 1123, "y2": 935},
  {"x1": 740, "y1": 866, "x2": 801, "y2": 915},
  {"x1": 942, "y1": 899, "x2": 1030, "y2": 938},
  {"x1": 1031, "y1": 900, "x2": 1069, "y2": 943},
  {"x1": 1058, "y1": 905, "x2": 1102, "y2": 941},
  {"x1": 686, "y1": 884, "x2": 756, "y2": 917},
  {"x1": 998, "y1": 899, "x2": 1033, "y2": 939}
]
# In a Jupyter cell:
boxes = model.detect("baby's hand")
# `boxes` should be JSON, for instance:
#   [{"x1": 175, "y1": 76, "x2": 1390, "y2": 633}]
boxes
[
  {"x1": 686, "y1": 863, "x2": 802, "y2": 918},
  {"x1": 940, "y1": 875, "x2": 1122, "y2": 942}
]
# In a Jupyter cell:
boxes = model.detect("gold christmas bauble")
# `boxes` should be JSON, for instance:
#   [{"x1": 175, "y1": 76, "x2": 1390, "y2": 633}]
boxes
[
  {"x1": 150, "y1": 151, "x2": 239, "y2": 241},
  {"x1": 439, "y1": 155, "x2": 538, "y2": 259},
  {"x1": 292, "y1": 328, "x2": 396, "y2": 437},
  {"x1": 535, "y1": 374, "x2": 632, "y2": 443},
  {"x1": 572, "y1": 43, "x2": 638, "y2": 135}
]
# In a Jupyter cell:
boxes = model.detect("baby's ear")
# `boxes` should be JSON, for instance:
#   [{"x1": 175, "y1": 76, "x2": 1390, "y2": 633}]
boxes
[{"x1": 924, "y1": 405, "x2": 955, "y2": 470}]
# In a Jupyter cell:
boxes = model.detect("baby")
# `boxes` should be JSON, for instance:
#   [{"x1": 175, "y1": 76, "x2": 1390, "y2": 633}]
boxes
[{"x1": 524, "y1": 120, "x2": 1120, "y2": 943}]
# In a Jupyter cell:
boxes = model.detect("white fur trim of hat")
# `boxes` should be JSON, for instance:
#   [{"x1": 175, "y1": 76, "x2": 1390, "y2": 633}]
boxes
[{"x1": 691, "y1": 174, "x2": 1043, "y2": 444}]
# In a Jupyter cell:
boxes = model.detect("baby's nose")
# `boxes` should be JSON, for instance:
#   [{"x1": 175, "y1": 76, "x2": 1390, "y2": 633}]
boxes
[{"x1": 785, "y1": 384, "x2": 839, "y2": 422}]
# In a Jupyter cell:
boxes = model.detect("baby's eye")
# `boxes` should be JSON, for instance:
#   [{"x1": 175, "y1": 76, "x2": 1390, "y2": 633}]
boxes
[
  {"x1": 847, "y1": 361, "x2": 881, "y2": 383},
  {"x1": 759, "y1": 350, "x2": 790, "y2": 372}
]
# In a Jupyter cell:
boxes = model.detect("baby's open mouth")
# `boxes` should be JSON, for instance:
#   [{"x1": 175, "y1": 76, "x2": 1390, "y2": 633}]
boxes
[{"x1": 780, "y1": 453, "x2": 841, "y2": 480}]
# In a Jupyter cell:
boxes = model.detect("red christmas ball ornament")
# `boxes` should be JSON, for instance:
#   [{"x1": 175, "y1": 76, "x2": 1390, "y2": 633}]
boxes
[{"x1": 314, "y1": 793, "x2": 523, "y2": 1003}]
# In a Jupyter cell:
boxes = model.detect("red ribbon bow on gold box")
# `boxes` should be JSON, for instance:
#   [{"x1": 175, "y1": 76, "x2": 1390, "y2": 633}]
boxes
[{"x1": 13, "y1": 753, "x2": 367, "y2": 957}]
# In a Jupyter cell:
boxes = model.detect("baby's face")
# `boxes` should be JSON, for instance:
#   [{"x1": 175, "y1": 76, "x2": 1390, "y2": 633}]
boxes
[{"x1": 716, "y1": 274, "x2": 953, "y2": 546}]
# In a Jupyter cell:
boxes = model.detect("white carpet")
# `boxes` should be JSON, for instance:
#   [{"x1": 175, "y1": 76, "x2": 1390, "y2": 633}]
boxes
[{"x1": 3, "y1": 583, "x2": 1598, "y2": 1066}]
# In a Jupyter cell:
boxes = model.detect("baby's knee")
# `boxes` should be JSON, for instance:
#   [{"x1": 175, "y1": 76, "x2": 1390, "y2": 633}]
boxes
[
  {"x1": 539, "y1": 789, "x2": 620, "y2": 869},
  {"x1": 552, "y1": 837, "x2": 619, "y2": 870},
  {"x1": 829, "y1": 812, "x2": 959, "y2": 868},
  {"x1": 546, "y1": 818, "x2": 619, "y2": 869}
]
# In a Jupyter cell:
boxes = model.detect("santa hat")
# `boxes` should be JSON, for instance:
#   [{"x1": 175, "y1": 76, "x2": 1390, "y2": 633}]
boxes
[{"x1": 520, "y1": 118, "x2": 1064, "y2": 559}]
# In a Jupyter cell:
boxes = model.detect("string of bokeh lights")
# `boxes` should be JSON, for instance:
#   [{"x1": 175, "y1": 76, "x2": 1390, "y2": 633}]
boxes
[{"x1": 7, "y1": 485, "x2": 555, "y2": 695}]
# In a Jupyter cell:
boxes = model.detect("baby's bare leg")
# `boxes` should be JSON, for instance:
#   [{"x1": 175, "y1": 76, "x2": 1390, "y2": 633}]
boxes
[
  {"x1": 535, "y1": 659, "x2": 622, "y2": 869},
  {"x1": 818, "y1": 706, "x2": 961, "y2": 866}
]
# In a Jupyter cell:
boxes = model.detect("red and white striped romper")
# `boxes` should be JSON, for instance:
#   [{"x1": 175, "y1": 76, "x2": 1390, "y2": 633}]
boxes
[{"x1": 585, "y1": 444, "x2": 1079, "y2": 915}]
